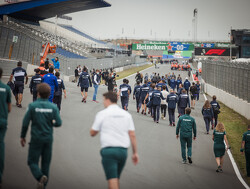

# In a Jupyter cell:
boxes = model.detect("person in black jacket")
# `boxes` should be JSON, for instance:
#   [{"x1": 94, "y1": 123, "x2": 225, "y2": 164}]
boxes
[
  {"x1": 53, "y1": 72, "x2": 66, "y2": 111},
  {"x1": 74, "y1": 67, "x2": 79, "y2": 83},
  {"x1": 29, "y1": 69, "x2": 42, "y2": 102},
  {"x1": 151, "y1": 86, "x2": 165, "y2": 123},
  {"x1": 190, "y1": 82, "x2": 197, "y2": 109},
  {"x1": 210, "y1": 95, "x2": 220, "y2": 128},
  {"x1": 202, "y1": 100, "x2": 214, "y2": 134}
]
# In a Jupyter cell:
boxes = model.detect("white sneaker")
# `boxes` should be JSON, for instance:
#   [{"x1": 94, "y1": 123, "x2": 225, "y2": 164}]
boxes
[
  {"x1": 163, "y1": 117, "x2": 166, "y2": 120},
  {"x1": 37, "y1": 175, "x2": 48, "y2": 189}
]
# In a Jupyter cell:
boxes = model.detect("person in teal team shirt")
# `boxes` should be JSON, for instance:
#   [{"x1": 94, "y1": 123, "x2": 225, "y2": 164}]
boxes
[
  {"x1": 0, "y1": 68, "x2": 11, "y2": 188},
  {"x1": 241, "y1": 125, "x2": 250, "y2": 177},
  {"x1": 20, "y1": 83, "x2": 62, "y2": 189},
  {"x1": 212, "y1": 122, "x2": 230, "y2": 173},
  {"x1": 176, "y1": 108, "x2": 197, "y2": 164}
]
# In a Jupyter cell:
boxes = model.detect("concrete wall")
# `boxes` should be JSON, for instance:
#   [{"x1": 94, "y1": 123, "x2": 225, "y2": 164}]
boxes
[{"x1": 204, "y1": 82, "x2": 250, "y2": 120}]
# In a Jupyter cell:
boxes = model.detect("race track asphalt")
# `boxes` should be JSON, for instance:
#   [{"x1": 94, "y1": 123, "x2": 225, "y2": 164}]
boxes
[{"x1": 1, "y1": 63, "x2": 246, "y2": 189}]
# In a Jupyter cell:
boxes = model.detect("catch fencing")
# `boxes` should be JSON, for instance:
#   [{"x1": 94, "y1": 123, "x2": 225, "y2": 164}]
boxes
[
  {"x1": 0, "y1": 21, "x2": 42, "y2": 66},
  {"x1": 202, "y1": 60, "x2": 250, "y2": 103}
]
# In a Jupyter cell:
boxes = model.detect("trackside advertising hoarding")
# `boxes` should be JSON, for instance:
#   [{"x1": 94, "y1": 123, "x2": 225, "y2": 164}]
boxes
[
  {"x1": 132, "y1": 43, "x2": 194, "y2": 51},
  {"x1": 195, "y1": 47, "x2": 237, "y2": 56}
]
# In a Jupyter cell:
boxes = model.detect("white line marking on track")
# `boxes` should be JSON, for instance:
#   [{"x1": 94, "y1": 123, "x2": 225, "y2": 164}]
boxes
[{"x1": 197, "y1": 69, "x2": 250, "y2": 189}]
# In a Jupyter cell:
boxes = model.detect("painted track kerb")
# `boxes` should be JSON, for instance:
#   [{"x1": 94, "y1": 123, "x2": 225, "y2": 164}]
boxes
[{"x1": 200, "y1": 76, "x2": 250, "y2": 189}]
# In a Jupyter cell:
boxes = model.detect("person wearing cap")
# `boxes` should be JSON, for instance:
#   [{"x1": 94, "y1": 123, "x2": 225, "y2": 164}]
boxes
[
  {"x1": 90, "y1": 92, "x2": 139, "y2": 189},
  {"x1": 29, "y1": 69, "x2": 43, "y2": 101},
  {"x1": 20, "y1": 83, "x2": 62, "y2": 189},
  {"x1": 241, "y1": 125, "x2": 250, "y2": 177},
  {"x1": 0, "y1": 68, "x2": 11, "y2": 188},
  {"x1": 176, "y1": 108, "x2": 197, "y2": 164}
]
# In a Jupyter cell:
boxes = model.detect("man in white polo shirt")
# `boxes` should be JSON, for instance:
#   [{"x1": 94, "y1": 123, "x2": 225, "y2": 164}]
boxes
[{"x1": 90, "y1": 92, "x2": 139, "y2": 189}]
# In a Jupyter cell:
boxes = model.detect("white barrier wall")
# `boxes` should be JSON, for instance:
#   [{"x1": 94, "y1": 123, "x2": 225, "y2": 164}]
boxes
[{"x1": 204, "y1": 82, "x2": 250, "y2": 120}]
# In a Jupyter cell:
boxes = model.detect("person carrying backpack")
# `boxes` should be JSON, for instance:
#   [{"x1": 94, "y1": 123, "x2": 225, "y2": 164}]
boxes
[{"x1": 210, "y1": 95, "x2": 220, "y2": 128}]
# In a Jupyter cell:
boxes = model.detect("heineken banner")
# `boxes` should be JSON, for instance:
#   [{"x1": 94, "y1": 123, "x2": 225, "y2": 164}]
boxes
[{"x1": 132, "y1": 43, "x2": 194, "y2": 51}]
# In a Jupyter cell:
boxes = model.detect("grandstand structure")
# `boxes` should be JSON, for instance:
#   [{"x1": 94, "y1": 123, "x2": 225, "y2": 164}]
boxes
[
  {"x1": 0, "y1": 0, "x2": 115, "y2": 63},
  {"x1": 0, "y1": 0, "x2": 148, "y2": 77}
]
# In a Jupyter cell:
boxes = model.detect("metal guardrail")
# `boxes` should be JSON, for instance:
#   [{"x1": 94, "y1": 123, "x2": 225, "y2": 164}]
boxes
[{"x1": 202, "y1": 60, "x2": 250, "y2": 103}]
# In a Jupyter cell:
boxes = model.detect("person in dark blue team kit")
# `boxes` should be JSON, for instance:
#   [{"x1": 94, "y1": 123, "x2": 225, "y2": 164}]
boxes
[
  {"x1": 151, "y1": 86, "x2": 165, "y2": 123},
  {"x1": 125, "y1": 79, "x2": 132, "y2": 110},
  {"x1": 53, "y1": 72, "x2": 66, "y2": 111},
  {"x1": 140, "y1": 80, "x2": 150, "y2": 115},
  {"x1": 202, "y1": 100, "x2": 214, "y2": 134},
  {"x1": 0, "y1": 68, "x2": 11, "y2": 188},
  {"x1": 9, "y1": 61, "x2": 28, "y2": 108},
  {"x1": 30, "y1": 69, "x2": 43, "y2": 102},
  {"x1": 176, "y1": 76, "x2": 182, "y2": 91},
  {"x1": 183, "y1": 77, "x2": 191, "y2": 94},
  {"x1": 196, "y1": 81, "x2": 200, "y2": 101},
  {"x1": 167, "y1": 89, "x2": 178, "y2": 126},
  {"x1": 42, "y1": 67, "x2": 58, "y2": 103},
  {"x1": 170, "y1": 77, "x2": 176, "y2": 91},
  {"x1": 156, "y1": 80, "x2": 168, "y2": 92},
  {"x1": 210, "y1": 95, "x2": 220, "y2": 128},
  {"x1": 144, "y1": 83, "x2": 156, "y2": 116},
  {"x1": 133, "y1": 81, "x2": 141, "y2": 113},
  {"x1": 118, "y1": 79, "x2": 131, "y2": 111},
  {"x1": 78, "y1": 67, "x2": 92, "y2": 103},
  {"x1": 178, "y1": 90, "x2": 190, "y2": 117}
]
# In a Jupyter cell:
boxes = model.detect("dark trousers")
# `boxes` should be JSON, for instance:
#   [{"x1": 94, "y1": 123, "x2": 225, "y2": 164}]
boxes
[
  {"x1": 168, "y1": 108, "x2": 175, "y2": 124},
  {"x1": 213, "y1": 114, "x2": 218, "y2": 127},
  {"x1": 136, "y1": 98, "x2": 141, "y2": 109},
  {"x1": 53, "y1": 95, "x2": 62, "y2": 111},
  {"x1": 196, "y1": 93, "x2": 200, "y2": 101},
  {"x1": 33, "y1": 90, "x2": 38, "y2": 102},
  {"x1": 153, "y1": 105, "x2": 160, "y2": 121},
  {"x1": 121, "y1": 96, "x2": 128, "y2": 110},
  {"x1": 28, "y1": 142, "x2": 52, "y2": 184},
  {"x1": 245, "y1": 151, "x2": 250, "y2": 177},
  {"x1": 161, "y1": 104, "x2": 167, "y2": 117},
  {"x1": 0, "y1": 127, "x2": 7, "y2": 183},
  {"x1": 204, "y1": 117, "x2": 211, "y2": 132},
  {"x1": 179, "y1": 107, "x2": 186, "y2": 116}
]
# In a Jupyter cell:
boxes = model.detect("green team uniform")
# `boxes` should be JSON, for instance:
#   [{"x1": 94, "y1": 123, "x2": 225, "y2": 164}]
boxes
[
  {"x1": 0, "y1": 80, "x2": 11, "y2": 183},
  {"x1": 21, "y1": 98, "x2": 62, "y2": 184},
  {"x1": 242, "y1": 130, "x2": 250, "y2": 177},
  {"x1": 176, "y1": 114, "x2": 197, "y2": 161},
  {"x1": 213, "y1": 130, "x2": 226, "y2": 157}
]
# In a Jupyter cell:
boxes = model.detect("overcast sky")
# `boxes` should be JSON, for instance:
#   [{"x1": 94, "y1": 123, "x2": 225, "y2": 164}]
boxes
[{"x1": 48, "y1": 0, "x2": 250, "y2": 42}]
